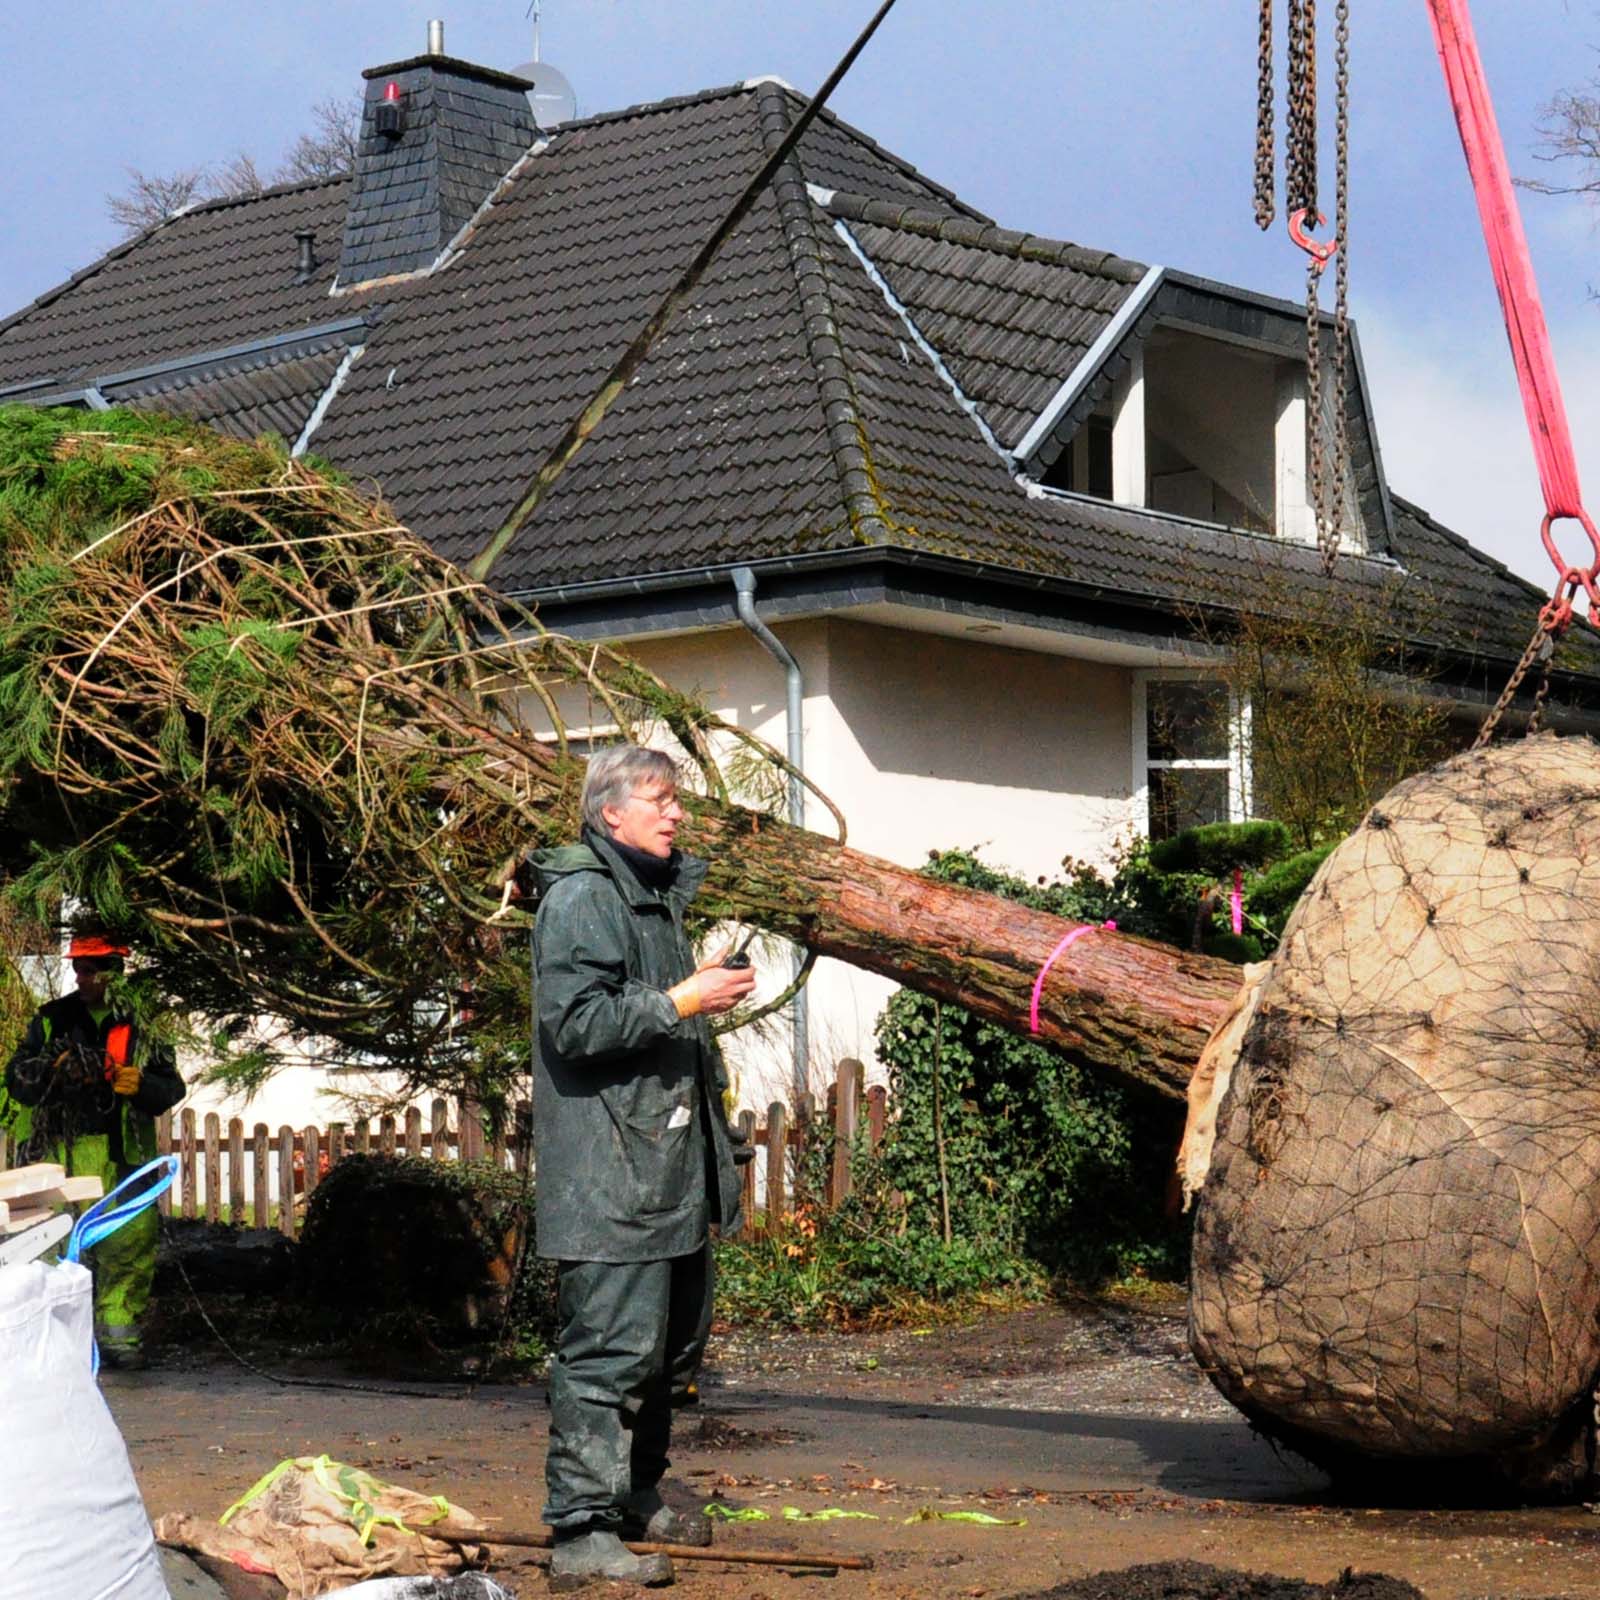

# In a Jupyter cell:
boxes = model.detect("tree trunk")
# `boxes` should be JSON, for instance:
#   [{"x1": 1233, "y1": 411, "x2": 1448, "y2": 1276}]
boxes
[{"x1": 686, "y1": 810, "x2": 1242, "y2": 1103}]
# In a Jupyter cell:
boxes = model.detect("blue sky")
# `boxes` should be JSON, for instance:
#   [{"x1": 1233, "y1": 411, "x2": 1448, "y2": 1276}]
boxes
[{"x1": 3, "y1": 1, "x2": 1597, "y2": 589}]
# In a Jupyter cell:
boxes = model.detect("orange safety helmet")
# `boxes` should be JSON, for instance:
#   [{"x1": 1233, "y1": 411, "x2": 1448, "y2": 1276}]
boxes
[{"x1": 67, "y1": 934, "x2": 130, "y2": 959}]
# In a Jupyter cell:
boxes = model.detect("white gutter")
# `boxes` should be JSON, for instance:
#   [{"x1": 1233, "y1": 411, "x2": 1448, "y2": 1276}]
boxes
[
  {"x1": 1012, "y1": 263, "x2": 1166, "y2": 464},
  {"x1": 292, "y1": 343, "x2": 366, "y2": 457}
]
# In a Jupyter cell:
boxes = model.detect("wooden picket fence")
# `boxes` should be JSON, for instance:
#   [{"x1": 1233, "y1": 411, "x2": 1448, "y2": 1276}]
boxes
[{"x1": 5, "y1": 1060, "x2": 886, "y2": 1241}]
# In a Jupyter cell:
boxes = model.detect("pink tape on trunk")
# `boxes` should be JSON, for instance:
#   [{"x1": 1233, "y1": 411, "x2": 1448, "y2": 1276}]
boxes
[
  {"x1": 1231, "y1": 867, "x2": 1244, "y2": 938},
  {"x1": 1029, "y1": 921, "x2": 1116, "y2": 1036}
]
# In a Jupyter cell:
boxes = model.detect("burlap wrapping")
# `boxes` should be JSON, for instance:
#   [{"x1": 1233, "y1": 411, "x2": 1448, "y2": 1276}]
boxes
[
  {"x1": 1188, "y1": 735, "x2": 1600, "y2": 1495},
  {"x1": 154, "y1": 1455, "x2": 487, "y2": 1599}
]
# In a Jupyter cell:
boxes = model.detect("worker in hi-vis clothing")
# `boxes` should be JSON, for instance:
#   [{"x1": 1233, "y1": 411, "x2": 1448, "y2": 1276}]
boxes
[{"x1": 4, "y1": 934, "x2": 185, "y2": 1366}]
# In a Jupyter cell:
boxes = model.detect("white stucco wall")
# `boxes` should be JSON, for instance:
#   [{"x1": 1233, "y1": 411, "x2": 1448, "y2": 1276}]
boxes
[{"x1": 628, "y1": 618, "x2": 1137, "y2": 1114}]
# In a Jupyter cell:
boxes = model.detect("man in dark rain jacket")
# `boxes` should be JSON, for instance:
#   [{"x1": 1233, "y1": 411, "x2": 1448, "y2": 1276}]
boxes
[
  {"x1": 529, "y1": 744, "x2": 756, "y2": 1589},
  {"x1": 5, "y1": 934, "x2": 186, "y2": 1366}
]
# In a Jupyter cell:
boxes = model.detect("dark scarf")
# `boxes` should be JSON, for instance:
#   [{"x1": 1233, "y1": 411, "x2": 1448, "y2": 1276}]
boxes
[{"x1": 587, "y1": 825, "x2": 679, "y2": 892}]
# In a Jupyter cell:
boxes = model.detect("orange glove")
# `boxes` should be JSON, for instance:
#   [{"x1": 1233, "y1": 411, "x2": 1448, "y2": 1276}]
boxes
[{"x1": 110, "y1": 1062, "x2": 142, "y2": 1097}]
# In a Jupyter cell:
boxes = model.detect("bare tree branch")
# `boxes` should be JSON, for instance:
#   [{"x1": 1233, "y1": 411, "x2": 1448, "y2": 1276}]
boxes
[
  {"x1": 1518, "y1": 81, "x2": 1600, "y2": 197},
  {"x1": 277, "y1": 94, "x2": 362, "y2": 183},
  {"x1": 105, "y1": 167, "x2": 208, "y2": 236}
]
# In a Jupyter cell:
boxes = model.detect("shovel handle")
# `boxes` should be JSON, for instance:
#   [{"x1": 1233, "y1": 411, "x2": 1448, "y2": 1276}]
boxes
[{"x1": 428, "y1": 1519, "x2": 873, "y2": 1571}]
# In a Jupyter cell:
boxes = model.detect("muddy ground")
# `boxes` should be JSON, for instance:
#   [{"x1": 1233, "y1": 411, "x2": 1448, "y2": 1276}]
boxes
[{"x1": 114, "y1": 1293, "x2": 1600, "y2": 1599}]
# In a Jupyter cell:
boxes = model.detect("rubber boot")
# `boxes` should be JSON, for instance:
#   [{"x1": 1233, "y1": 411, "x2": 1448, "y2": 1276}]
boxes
[
  {"x1": 548, "y1": 1527, "x2": 674, "y2": 1591},
  {"x1": 622, "y1": 1486, "x2": 712, "y2": 1547}
]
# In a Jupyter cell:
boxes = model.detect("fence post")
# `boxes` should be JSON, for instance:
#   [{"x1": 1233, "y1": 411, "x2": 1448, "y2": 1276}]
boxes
[
  {"x1": 866, "y1": 1084, "x2": 887, "y2": 1151},
  {"x1": 764, "y1": 1101, "x2": 787, "y2": 1230},
  {"x1": 461, "y1": 1097, "x2": 484, "y2": 1162},
  {"x1": 252, "y1": 1123, "x2": 270, "y2": 1229},
  {"x1": 354, "y1": 1119, "x2": 371, "y2": 1157},
  {"x1": 327, "y1": 1122, "x2": 346, "y2": 1170},
  {"x1": 379, "y1": 1114, "x2": 396, "y2": 1158},
  {"x1": 737, "y1": 1110, "x2": 758, "y2": 1232},
  {"x1": 512, "y1": 1099, "x2": 533, "y2": 1174},
  {"x1": 303, "y1": 1125, "x2": 322, "y2": 1207},
  {"x1": 179, "y1": 1108, "x2": 198, "y2": 1220},
  {"x1": 228, "y1": 1118, "x2": 245, "y2": 1226},
  {"x1": 276, "y1": 1126, "x2": 296, "y2": 1238},
  {"x1": 430, "y1": 1098, "x2": 450, "y2": 1161},
  {"x1": 404, "y1": 1106, "x2": 423, "y2": 1159},
  {"x1": 203, "y1": 1112, "x2": 222, "y2": 1224},
  {"x1": 832, "y1": 1060, "x2": 863, "y2": 1206},
  {"x1": 156, "y1": 1114, "x2": 173, "y2": 1217}
]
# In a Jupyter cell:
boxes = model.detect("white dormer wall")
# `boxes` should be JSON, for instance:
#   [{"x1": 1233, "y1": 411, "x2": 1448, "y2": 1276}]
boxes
[{"x1": 1084, "y1": 323, "x2": 1364, "y2": 552}]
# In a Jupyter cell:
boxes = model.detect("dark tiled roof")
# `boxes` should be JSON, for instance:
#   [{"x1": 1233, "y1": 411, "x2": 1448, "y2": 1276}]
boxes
[
  {"x1": 0, "y1": 179, "x2": 354, "y2": 390},
  {"x1": 820, "y1": 190, "x2": 1146, "y2": 450},
  {"x1": 123, "y1": 346, "x2": 346, "y2": 445},
  {"x1": 0, "y1": 77, "x2": 1585, "y2": 685}
]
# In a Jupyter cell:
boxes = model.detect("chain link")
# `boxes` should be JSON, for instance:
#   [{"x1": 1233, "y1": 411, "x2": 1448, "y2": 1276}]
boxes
[
  {"x1": 1473, "y1": 619, "x2": 1560, "y2": 749},
  {"x1": 1255, "y1": 0, "x2": 1276, "y2": 230},
  {"x1": 1318, "y1": 0, "x2": 1352, "y2": 575},
  {"x1": 1286, "y1": 0, "x2": 1318, "y2": 219}
]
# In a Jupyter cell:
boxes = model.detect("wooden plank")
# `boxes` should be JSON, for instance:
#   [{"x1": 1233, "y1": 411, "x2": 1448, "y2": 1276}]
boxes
[
  {"x1": 179, "y1": 1108, "x2": 198, "y2": 1221},
  {"x1": 276, "y1": 1127, "x2": 295, "y2": 1238},
  {"x1": 35, "y1": 1176, "x2": 103, "y2": 1204},
  {"x1": 252, "y1": 1122, "x2": 270, "y2": 1229},
  {"x1": 0, "y1": 1164, "x2": 65, "y2": 1202},
  {"x1": 3, "y1": 1206, "x2": 53, "y2": 1235},
  {"x1": 378, "y1": 1114, "x2": 396, "y2": 1158},
  {"x1": 327, "y1": 1122, "x2": 346, "y2": 1170},
  {"x1": 303, "y1": 1125, "x2": 321, "y2": 1205},
  {"x1": 204, "y1": 1113, "x2": 222, "y2": 1224},
  {"x1": 156, "y1": 1114, "x2": 172, "y2": 1216},
  {"x1": 354, "y1": 1119, "x2": 371, "y2": 1157},
  {"x1": 404, "y1": 1106, "x2": 423, "y2": 1159},
  {"x1": 764, "y1": 1101, "x2": 787, "y2": 1229},
  {"x1": 431, "y1": 1099, "x2": 450, "y2": 1162},
  {"x1": 737, "y1": 1110, "x2": 758, "y2": 1230},
  {"x1": 228, "y1": 1119, "x2": 245, "y2": 1226},
  {"x1": 866, "y1": 1084, "x2": 887, "y2": 1150},
  {"x1": 832, "y1": 1060, "x2": 863, "y2": 1205}
]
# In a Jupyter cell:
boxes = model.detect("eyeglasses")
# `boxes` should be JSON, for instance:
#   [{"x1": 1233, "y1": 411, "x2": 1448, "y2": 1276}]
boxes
[{"x1": 628, "y1": 791, "x2": 683, "y2": 817}]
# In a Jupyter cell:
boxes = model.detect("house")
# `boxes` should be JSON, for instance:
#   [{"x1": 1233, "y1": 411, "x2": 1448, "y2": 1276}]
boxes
[{"x1": 3, "y1": 30, "x2": 1595, "y2": 1117}]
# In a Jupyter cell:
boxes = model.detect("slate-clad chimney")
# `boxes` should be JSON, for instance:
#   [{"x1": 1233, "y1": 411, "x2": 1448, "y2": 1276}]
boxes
[{"x1": 337, "y1": 26, "x2": 536, "y2": 288}]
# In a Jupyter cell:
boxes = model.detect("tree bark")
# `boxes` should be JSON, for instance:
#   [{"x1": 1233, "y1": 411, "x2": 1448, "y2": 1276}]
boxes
[{"x1": 685, "y1": 809, "x2": 1243, "y2": 1103}]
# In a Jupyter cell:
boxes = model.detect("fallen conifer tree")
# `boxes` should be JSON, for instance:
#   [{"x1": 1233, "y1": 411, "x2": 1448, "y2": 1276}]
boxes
[{"x1": 0, "y1": 406, "x2": 1237, "y2": 1105}]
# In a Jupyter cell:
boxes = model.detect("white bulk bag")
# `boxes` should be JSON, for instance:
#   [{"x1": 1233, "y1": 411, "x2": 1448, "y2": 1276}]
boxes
[{"x1": 0, "y1": 1260, "x2": 168, "y2": 1600}]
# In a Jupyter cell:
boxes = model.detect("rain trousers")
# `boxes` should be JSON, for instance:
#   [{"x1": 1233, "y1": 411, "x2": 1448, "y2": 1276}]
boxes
[{"x1": 529, "y1": 828, "x2": 742, "y2": 1531}]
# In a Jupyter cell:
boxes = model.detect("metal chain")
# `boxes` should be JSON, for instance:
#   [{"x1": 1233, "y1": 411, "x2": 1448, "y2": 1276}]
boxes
[
  {"x1": 1255, "y1": 0, "x2": 1276, "y2": 229},
  {"x1": 1305, "y1": 260, "x2": 1327, "y2": 560},
  {"x1": 1473, "y1": 619, "x2": 1559, "y2": 749},
  {"x1": 1320, "y1": 0, "x2": 1352, "y2": 575},
  {"x1": 1286, "y1": 0, "x2": 1318, "y2": 219}
]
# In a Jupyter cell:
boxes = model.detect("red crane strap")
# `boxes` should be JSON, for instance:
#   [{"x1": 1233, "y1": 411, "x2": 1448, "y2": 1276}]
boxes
[{"x1": 1425, "y1": 0, "x2": 1599, "y2": 625}]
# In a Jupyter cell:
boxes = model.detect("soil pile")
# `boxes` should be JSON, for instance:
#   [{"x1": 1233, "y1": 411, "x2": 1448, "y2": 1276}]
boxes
[{"x1": 1016, "y1": 1560, "x2": 1422, "y2": 1600}]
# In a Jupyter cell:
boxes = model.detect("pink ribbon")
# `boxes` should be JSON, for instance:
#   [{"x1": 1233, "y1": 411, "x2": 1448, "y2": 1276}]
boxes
[
  {"x1": 1029, "y1": 921, "x2": 1116, "y2": 1036},
  {"x1": 1231, "y1": 867, "x2": 1244, "y2": 938}
]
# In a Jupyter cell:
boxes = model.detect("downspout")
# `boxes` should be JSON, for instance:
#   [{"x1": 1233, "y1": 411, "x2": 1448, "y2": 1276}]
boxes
[{"x1": 731, "y1": 567, "x2": 809, "y2": 1101}]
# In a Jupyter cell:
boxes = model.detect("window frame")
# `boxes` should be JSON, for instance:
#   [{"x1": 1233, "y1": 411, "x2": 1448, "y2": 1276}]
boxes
[{"x1": 1131, "y1": 669, "x2": 1253, "y2": 839}]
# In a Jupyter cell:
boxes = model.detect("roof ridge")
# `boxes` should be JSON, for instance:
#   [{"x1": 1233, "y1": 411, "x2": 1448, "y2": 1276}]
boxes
[
  {"x1": 814, "y1": 188, "x2": 1148, "y2": 284},
  {"x1": 773, "y1": 86, "x2": 988, "y2": 222},
  {"x1": 752, "y1": 81, "x2": 889, "y2": 546},
  {"x1": 1390, "y1": 491, "x2": 1553, "y2": 606},
  {"x1": 540, "y1": 81, "x2": 754, "y2": 137},
  {"x1": 0, "y1": 174, "x2": 348, "y2": 353}
]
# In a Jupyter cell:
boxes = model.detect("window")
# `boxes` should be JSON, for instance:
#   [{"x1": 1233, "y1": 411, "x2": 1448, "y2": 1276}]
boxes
[{"x1": 1133, "y1": 674, "x2": 1251, "y2": 841}]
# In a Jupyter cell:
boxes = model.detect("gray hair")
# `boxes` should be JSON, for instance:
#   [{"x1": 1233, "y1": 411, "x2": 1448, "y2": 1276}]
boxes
[{"x1": 581, "y1": 744, "x2": 680, "y2": 834}]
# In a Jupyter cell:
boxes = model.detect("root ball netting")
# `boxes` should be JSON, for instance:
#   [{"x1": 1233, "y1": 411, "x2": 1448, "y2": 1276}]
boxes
[{"x1": 1189, "y1": 734, "x2": 1600, "y2": 1497}]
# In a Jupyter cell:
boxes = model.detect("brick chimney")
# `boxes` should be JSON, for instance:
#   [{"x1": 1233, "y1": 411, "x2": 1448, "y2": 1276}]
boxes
[{"x1": 336, "y1": 21, "x2": 536, "y2": 289}]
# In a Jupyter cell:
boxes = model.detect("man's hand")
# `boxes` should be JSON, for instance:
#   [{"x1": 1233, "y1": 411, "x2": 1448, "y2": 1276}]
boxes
[
  {"x1": 668, "y1": 962, "x2": 757, "y2": 1019},
  {"x1": 110, "y1": 1062, "x2": 142, "y2": 1097}
]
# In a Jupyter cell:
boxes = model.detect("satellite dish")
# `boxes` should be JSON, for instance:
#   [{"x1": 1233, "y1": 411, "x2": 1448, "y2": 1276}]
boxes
[{"x1": 513, "y1": 60, "x2": 577, "y2": 129}]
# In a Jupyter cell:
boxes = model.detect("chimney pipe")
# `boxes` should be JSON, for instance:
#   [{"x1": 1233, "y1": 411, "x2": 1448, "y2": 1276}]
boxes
[
  {"x1": 294, "y1": 229, "x2": 318, "y2": 284},
  {"x1": 427, "y1": 18, "x2": 445, "y2": 54}
]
